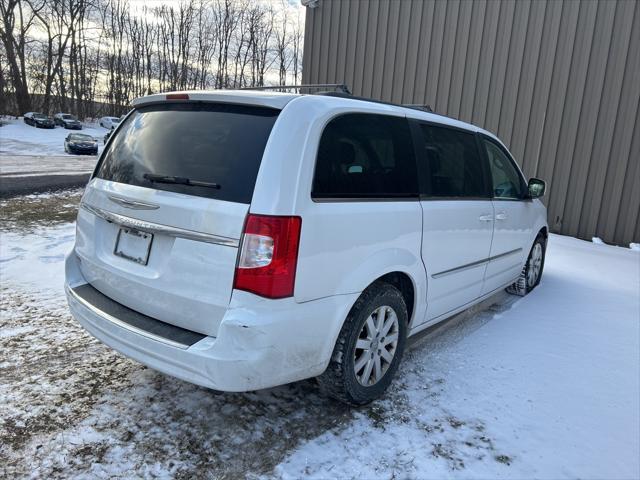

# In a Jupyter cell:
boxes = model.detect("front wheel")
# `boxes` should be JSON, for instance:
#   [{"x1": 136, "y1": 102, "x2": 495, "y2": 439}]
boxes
[
  {"x1": 507, "y1": 235, "x2": 546, "y2": 296},
  {"x1": 318, "y1": 282, "x2": 408, "y2": 405}
]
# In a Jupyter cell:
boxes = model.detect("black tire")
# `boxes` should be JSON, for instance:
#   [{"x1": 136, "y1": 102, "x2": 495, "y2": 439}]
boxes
[
  {"x1": 318, "y1": 282, "x2": 408, "y2": 406},
  {"x1": 507, "y1": 234, "x2": 547, "y2": 296}
]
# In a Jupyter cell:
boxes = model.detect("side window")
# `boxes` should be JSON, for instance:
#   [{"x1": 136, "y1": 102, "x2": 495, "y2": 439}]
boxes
[
  {"x1": 415, "y1": 123, "x2": 489, "y2": 198},
  {"x1": 312, "y1": 114, "x2": 418, "y2": 199},
  {"x1": 483, "y1": 139, "x2": 525, "y2": 200}
]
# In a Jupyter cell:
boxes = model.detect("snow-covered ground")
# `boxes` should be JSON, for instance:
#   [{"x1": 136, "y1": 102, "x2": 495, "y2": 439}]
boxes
[
  {"x1": 0, "y1": 154, "x2": 97, "y2": 178},
  {"x1": 1, "y1": 191, "x2": 639, "y2": 478},
  {"x1": 0, "y1": 117, "x2": 108, "y2": 156}
]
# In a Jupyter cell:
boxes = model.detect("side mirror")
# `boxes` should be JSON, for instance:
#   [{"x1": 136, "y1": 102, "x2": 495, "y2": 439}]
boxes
[{"x1": 528, "y1": 178, "x2": 546, "y2": 198}]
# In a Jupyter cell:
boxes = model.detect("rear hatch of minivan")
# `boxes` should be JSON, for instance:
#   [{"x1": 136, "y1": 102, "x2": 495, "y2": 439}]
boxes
[{"x1": 75, "y1": 101, "x2": 280, "y2": 337}]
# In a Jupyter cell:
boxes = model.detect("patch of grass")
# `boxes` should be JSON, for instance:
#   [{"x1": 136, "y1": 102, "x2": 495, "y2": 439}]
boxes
[
  {"x1": 0, "y1": 189, "x2": 82, "y2": 231},
  {"x1": 447, "y1": 416, "x2": 465, "y2": 429},
  {"x1": 495, "y1": 454, "x2": 512, "y2": 465},
  {"x1": 432, "y1": 442, "x2": 465, "y2": 470},
  {"x1": 364, "y1": 404, "x2": 388, "y2": 429}
]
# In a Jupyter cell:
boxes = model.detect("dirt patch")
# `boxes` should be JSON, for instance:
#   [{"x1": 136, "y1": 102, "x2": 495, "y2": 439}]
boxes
[{"x1": 0, "y1": 188, "x2": 82, "y2": 231}]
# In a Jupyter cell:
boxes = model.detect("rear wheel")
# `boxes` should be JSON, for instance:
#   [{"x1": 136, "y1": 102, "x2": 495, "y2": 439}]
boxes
[
  {"x1": 318, "y1": 282, "x2": 408, "y2": 405},
  {"x1": 507, "y1": 235, "x2": 546, "y2": 296}
]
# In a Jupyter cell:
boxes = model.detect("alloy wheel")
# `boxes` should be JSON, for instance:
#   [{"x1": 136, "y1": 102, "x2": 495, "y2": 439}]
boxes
[
  {"x1": 353, "y1": 305, "x2": 399, "y2": 386},
  {"x1": 527, "y1": 243, "x2": 543, "y2": 287}
]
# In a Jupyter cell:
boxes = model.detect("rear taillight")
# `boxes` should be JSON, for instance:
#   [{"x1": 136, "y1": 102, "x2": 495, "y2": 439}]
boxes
[{"x1": 233, "y1": 214, "x2": 302, "y2": 299}]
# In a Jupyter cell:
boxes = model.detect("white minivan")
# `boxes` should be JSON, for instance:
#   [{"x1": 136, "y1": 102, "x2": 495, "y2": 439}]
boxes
[{"x1": 65, "y1": 90, "x2": 548, "y2": 405}]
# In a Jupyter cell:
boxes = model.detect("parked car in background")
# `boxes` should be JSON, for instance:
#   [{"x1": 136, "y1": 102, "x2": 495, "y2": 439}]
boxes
[
  {"x1": 65, "y1": 90, "x2": 548, "y2": 405},
  {"x1": 99, "y1": 116, "x2": 121, "y2": 129},
  {"x1": 24, "y1": 112, "x2": 55, "y2": 128},
  {"x1": 54, "y1": 113, "x2": 82, "y2": 129},
  {"x1": 64, "y1": 133, "x2": 98, "y2": 155}
]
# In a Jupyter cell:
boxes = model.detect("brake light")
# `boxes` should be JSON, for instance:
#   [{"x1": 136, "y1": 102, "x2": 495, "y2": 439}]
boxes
[
  {"x1": 234, "y1": 214, "x2": 302, "y2": 299},
  {"x1": 166, "y1": 93, "x2": 189, "y2": 100}
]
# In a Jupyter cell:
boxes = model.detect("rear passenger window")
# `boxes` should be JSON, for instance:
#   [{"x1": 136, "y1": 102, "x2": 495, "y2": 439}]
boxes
[
  {"x1": 312, "y1": 114, "x2": 418, "y2": 199},
  {"x1": 415, "y1": 123, "x2": 489, "y2": 198}
]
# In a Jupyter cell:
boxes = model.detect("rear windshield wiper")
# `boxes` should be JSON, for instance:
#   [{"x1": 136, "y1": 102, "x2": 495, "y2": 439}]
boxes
[{"x1": 143, "y1": 173, "x2": 220, "y2": 189}]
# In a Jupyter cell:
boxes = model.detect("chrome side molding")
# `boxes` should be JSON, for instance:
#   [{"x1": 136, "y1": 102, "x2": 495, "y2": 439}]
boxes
[
  {"x1": 81, "y1": 202, "x2": 240, "y2": 248},
  {"x1": 432, "y1": 248, "x2": 523, "y2": 279}
]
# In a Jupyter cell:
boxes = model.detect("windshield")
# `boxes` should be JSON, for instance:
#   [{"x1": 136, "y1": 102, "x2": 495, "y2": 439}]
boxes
[
  {"x1": 62, "y1": 114, "x2": 74, "y2": 120},
  {"x1": 33, "y1": 113, "x2": 47, "y2": 119},
  {"x1": 95, "y1": 103, "x2": 279, "y2": 203},
  {"x1": 111, "y1": 117, "x2": 120, "y2": 123},
  {"x1": 70, "y1": 134, "x2": 93, "y2": 141}
]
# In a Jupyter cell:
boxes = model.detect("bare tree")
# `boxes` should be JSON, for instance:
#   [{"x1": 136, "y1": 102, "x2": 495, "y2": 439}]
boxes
[
  {"x1": 291, "y1": 15, "x2": 303, "y2": 85},
  {"x1": 215, "y1": 0, "x2": 240, "y2": 87},
  {"x1": 274, "y1": 3, "x2": 289, "y2": 86},
  {"x1": 30, "y1": 0, "x2": 84, "y2": 112},
  {"x1": 252, "y1": 4, "x2": 274, "y2": 87},
  {"x1": 193, "y1": 0, "x2": 217, "y2": 89},
  {"x1": 0, "y1": 0, "x2": 41, "y2": 113},
  {"x1": 0, "y1": 0, "x2": 304, "y2": 116}
]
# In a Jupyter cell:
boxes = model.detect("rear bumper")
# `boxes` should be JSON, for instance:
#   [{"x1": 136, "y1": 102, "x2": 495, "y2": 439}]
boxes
[{"x1": 65, "y1": 251, "x2": 358, "y2": 391}]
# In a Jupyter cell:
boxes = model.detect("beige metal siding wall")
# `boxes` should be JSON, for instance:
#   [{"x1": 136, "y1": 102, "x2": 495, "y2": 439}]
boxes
[{"x1": 302, "y1": 0, "x2": 640, "y2": 245}]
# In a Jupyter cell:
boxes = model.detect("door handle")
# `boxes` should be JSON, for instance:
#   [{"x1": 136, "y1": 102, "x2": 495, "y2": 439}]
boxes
[
  {"x1": 495, "y1": 212, "x2": 508, "y2": 221},
  {"x1": 478, "y1": 214, "x2": 493, "y2": 222}
]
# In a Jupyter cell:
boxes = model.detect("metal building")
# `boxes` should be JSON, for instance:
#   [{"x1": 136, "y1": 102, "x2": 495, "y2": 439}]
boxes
[{"x1": 302, "y1": 0, "x2": 640, "y2": 245}]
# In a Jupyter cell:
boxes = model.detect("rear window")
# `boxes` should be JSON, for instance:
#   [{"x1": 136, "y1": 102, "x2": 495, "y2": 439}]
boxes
[{"x1": 95, "y1": 103, "x2": 279, "y2": 203}]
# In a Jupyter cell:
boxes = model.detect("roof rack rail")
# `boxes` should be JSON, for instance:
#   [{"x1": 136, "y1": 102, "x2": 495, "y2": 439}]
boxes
[
  {"x1": 402, "y1": 104, "x2": 434, "y2": 113},
  {"x1": 318, "y1": 91, "x2": 441, "y2": 116},
  {"x1": 239, "y1": 84, "x2": 351, "y2": 94},
  {"x1": 239, "y1": 87, "x2": 441, "y2": 117}
]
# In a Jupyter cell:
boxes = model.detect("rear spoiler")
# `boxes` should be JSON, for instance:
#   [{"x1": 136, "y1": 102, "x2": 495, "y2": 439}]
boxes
[{"x1": 131, "y1": 90, "x2": 294, "y2": 110}]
